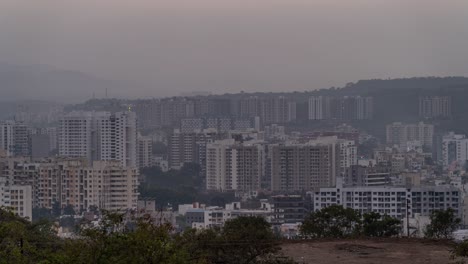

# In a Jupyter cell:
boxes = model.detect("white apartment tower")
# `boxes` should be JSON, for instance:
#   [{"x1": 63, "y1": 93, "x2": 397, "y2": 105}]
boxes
[
  {"x1": 59, "y1": 111, "x2": 137, "y2": 167},
  {"x1": 0, "y1": 122, "x2": 14, "y2": 156},
  {"x1": 58, "y1": 112, "x2": 96, "y2": 162},
  {"x1": 0, "y1": 177, "x2": 33, "y2": 220},
  {"x1": 98, "y1": 111, "x2": 138, "y2": 167},
  {"x1": 442, "y1": 132, "x2": 468, "y2": 168},
  {"x1": 0, "y1": 121, "x2": 30, "y2": 157},
  {"x1": 308, "y1": 96, "x2": 325, "y2": 120}
]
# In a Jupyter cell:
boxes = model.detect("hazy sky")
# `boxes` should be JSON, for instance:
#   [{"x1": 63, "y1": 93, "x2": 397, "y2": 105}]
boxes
[{"x1": 1, "y1": 0, "x2": 468, "y2": 98}]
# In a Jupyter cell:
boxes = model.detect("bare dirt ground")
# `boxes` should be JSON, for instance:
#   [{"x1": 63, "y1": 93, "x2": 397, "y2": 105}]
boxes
[{"x1": 281, "y1": 238, "x2": 458, "y2": 264}]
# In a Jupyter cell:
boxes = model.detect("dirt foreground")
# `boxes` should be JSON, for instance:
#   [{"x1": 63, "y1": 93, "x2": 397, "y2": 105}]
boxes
[{"x1": 281, "y1": 238, "x2": 456, "y2": 264}]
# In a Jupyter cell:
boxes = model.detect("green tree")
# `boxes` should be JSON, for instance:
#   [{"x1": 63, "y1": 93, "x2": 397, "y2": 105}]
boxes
[
  {"x1": 362, "y1": 212, "x2": 401, "y2": 237},
  {"x1": 425, "y1": 208, "x2": 461, "y2": 239},
  {"x1": 300, "y1": 205, "x2": 361, "y2": 238},
  {"x1": 222, "y1": 216, "x2": 280, "y2": 264},
  {"x1": 0, "y1": 207, "x2": 64, "y2": 263},
  {"x1": 178, "y1": 216, "x2": 292, "y2": 264},
  {"x1": 64, "y1": 211, "x2": 189, "y2": 264}
]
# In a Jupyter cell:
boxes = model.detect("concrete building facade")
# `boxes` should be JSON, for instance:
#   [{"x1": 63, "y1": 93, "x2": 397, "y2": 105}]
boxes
[
  {"x1": 271, "y1": 141, "x2": 340, "y2": 192},
  {"x1": 206, "y1": 139, "x2": 264, "y2": 192}
]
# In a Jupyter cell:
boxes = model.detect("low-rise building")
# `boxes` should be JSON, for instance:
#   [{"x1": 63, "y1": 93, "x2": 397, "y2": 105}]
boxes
[
  {"x1": 270, "y1": 195, "x2": 307, "y2": 225},
  {"x1": 311, "y1": 178, "x2": 461, "y2": 220},
  {"x1": 0, "y1": 178, "x2": 32, "y2": 220}
]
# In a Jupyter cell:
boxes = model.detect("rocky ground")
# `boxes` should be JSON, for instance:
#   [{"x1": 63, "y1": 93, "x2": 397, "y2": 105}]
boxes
[{"x1": 281, "y1": 238, "x2": 459, "y2": 264}]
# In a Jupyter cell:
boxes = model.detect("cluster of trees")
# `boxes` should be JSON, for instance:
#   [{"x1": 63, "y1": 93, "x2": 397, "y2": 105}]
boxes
[
  {"x1": 300, "y1": 205, "x2": 402, "y2": 238},
  {"x1": 301, "y1": 205, "x2": 465, "y2": 240},
  {"x1": 0, "y1": 207, "x2": 295, "y2": 264},
  {"x1": 139, "y1": 163, "x2": 237, "y2": 208},
  {"x1": 424, "y1": 208, "x2": 461, "y2": 239}
]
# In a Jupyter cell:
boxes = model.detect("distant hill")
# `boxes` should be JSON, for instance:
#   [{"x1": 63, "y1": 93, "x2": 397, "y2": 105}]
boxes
[{"x1": 0, "y1": 63, "x2": 138, "y2": 103}]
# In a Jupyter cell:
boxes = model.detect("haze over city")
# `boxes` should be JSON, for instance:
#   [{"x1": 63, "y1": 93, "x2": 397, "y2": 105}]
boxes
[
  {"x1": 3, "y1": 1, "x2": 468, "y2": 263},
  {"x1": 1, "y1": 0, "x2": 468, "y2": 101}
]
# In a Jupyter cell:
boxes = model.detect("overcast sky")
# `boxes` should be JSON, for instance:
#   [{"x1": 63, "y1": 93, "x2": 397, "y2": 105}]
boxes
[{"x1": 1, "y1": 0, "x2": 468, "y2": 98}]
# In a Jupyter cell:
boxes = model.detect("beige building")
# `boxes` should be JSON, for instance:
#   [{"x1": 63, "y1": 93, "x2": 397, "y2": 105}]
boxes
[
  {"x1": 137, "y1": 135, "x2": 153, "y2": 168},
  {"x1": 271, "y1": 142, "x2": 340, "y2": 192},
  {"x1": 206, "y1": 139, "x2": 264, "y2": 192},
  {"x1": 37, "y1": 159, "x2": 139, "y2": 212}
]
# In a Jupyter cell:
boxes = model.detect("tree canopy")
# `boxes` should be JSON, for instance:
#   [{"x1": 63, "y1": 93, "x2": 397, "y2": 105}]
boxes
[
  {"x1": 424, "y1": 208, "x2": 461, "y2": 239},
  {"x1": 300, "y1": 205, "x2": 402, "y2": 238},
  {"x1": 0, "y1": 208, "x2": 295, "y2": 264},
  {"x1": 300, "y1": 205, "x2": 362, "y2": 238}
]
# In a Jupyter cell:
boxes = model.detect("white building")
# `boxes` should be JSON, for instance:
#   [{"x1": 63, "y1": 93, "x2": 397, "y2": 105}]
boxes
[
  {"x1": 308, "y1": 96, "x2": 327, "y2": 120},
  {"x1": 58, "y1": 111, "x2": 96, "y2": 161},
  {"x1": 0, "y1": 178, "x2": 32, "y2": 220},
  {"x1": 0, "y1": 120, "x2": 30, "y2": 157},
  {"x1": 442, "y1": 132, "x2": 468, "y2": 169},
  {"x1": 311, "y1": 178, "x2": 462, "y2": 220},
  {"x1": 59, "y1": 111, "x2": 137, "y2": 167},
  {"x1": 185, "y1": 201, "x2": 273, "y2": 229},
  {"x1": 97, "y1": 111, "x2": 137, "y2": 167}
]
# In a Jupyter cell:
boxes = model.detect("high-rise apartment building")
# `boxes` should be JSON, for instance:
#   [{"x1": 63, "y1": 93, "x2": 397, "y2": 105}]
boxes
[
  {"x1": 308, "y1": 96, "x2": 327, "y2": 120},
  {"x1": 206, "y1": 139, "x2": 264, "y2": 192},
  {"x1": 419, "y1": 96, "x2": 451, "y2": 119},
  {"x1": 59, "y1": 111, "x2": 137, "y2": 167},
  {"x1": 0, "y1": 121, "x2": 30, "y2": 157},
  {"x1": 160, "y1": 98, "x2": 195, "y2": 127},
  {"x1": 58, "y1": 111, "x2": 97, "y2": 162},
  {"x1": 168, "y1": 129, "x2": 224, "y2": 169},
  {"x1": 308, "y1": 96, "x2": 373, "y2": 121},
  {"x1": 239, "y1": 96, "x2": 261, "y2": 119},
  {"x1": 134, "y1": 99, "x2": 162, "y2": 129},
  {"x1": 260, "y1": 96, "x2": 297, "y2": 124},
  {"x1": 311, "y1": 136, "x2": 357, "y2": 174},
  {"x1": 386, "y1": 122, "x2": 434, "y2": 148},
  {"x1": 271, "y1": 141, "x2": 340, "y2": 192},
  {"x1": 97, "y1": 111, "x2": 137, "y2": 167},
  {"x1": 137, "y1": 136, "x2": 153, "y2": 168},
  {"x1": 441, "y1": 132, "x2": 468, "y2": 168},
  {"x1": 37, "y1": 159, "x2": 139, "y2": 212},
  {"x1": 237, "y1": 96, "x2": 296, "y2": 125}
]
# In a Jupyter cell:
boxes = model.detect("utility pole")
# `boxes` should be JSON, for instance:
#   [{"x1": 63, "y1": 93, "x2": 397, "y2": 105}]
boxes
[{"x1": 406, "y1": 198, "x2": 410, "y2": 237}]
